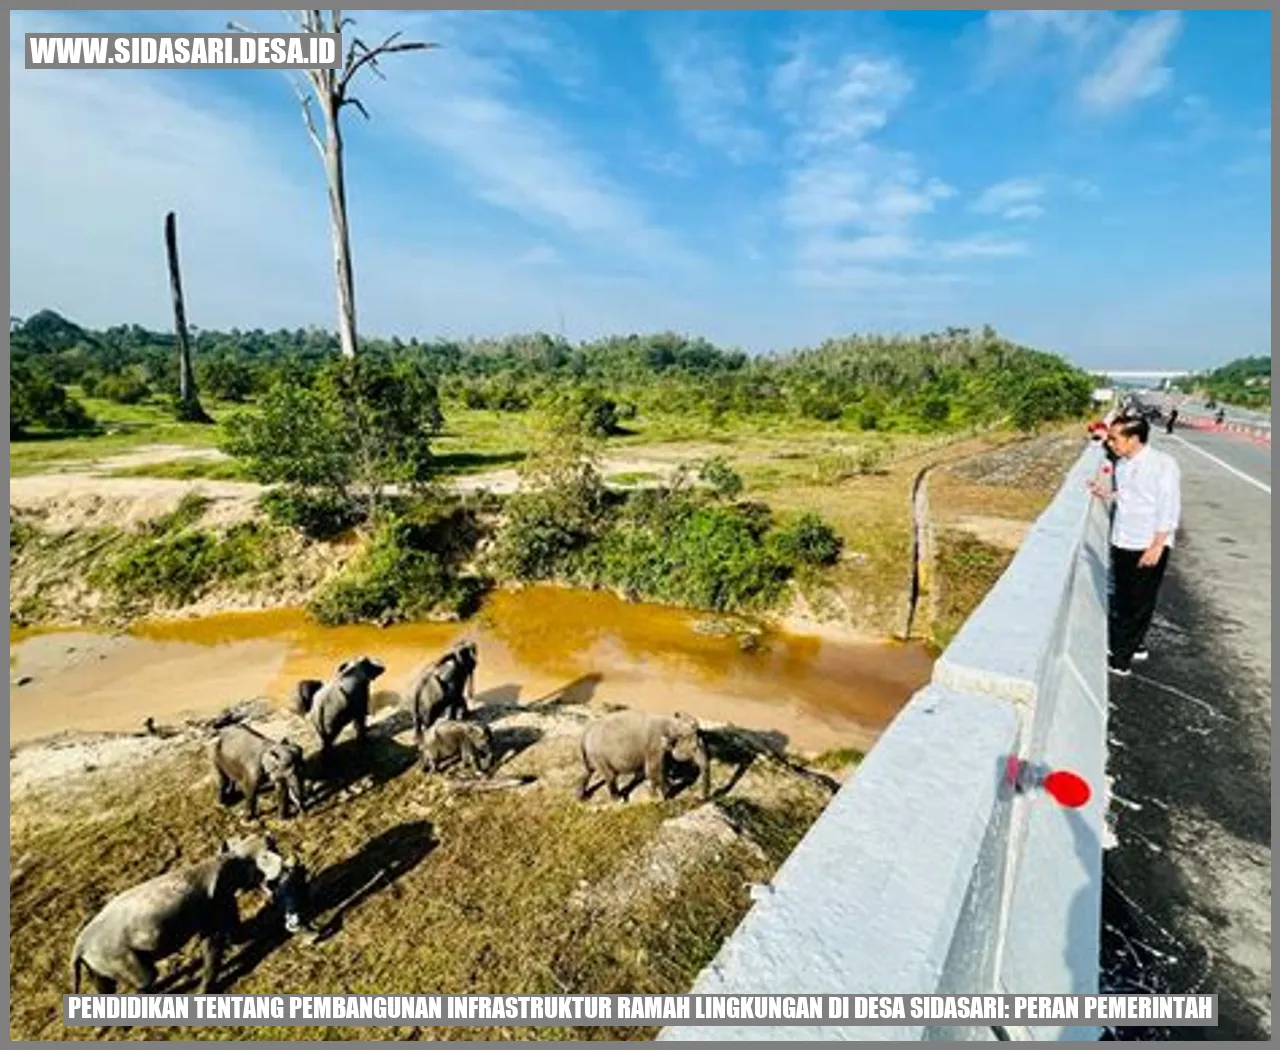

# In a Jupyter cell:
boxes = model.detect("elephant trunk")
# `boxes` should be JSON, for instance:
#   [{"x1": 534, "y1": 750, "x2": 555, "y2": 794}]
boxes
[{"x1": 287, "y1": 771, "x2": 306, "y2": 815}]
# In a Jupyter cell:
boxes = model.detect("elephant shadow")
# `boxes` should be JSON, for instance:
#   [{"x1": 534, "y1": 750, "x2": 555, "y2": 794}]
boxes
[
  {"x1": 469, "y1": 684, "x2": 524, "y2": 725},
  {"x1": 696, "y1": 726, "x2": 837, "y2": 799},
  {"x1": 208, "y1": 820, "x2": 439, "y2": 991},
  {"x1": 490, "y1": 725, "x2": 544, "y2": 770},
  {"x1": 470, "y1": 673, "x2": 601, "y2": 726},
  {"x1": 300, "y1": 724, "x2": 419, "y2": 812},
  {"x1": 532, "y1": 673, "x2": 602, "y2": 712}
]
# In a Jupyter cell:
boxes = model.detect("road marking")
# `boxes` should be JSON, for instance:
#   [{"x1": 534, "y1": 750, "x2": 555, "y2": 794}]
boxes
[{"x1": 1167, "y1": 433, "x2": 1272, "y2": 495}]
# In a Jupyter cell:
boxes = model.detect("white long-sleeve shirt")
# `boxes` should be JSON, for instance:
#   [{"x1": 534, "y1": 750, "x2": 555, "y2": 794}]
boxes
[{"x1": 1112, "y1": 444, "x2": 1182, "y2": 551}]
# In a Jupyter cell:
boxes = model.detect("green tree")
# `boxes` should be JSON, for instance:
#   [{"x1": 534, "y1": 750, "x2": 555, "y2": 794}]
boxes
[
  {"x1": 11, "y1": 368, "x2": 95, "y2": 438},
  {"x1": 221, "y1": 355, "x2": 442, "y2": 524}
]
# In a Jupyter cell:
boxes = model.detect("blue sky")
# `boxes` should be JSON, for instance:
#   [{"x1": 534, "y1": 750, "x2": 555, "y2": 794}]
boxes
[{"x1": 9, "y1": 9, "x2": 1272, "y2": 369}]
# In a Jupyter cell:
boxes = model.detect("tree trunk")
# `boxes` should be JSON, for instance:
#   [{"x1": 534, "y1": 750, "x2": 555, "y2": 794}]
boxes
[
  {"x1": 321, "y1": 98, "x2": 359, "y2": 360},
  {"x1": 164, "y1": 211, "x2": 211, "y2": 423}
]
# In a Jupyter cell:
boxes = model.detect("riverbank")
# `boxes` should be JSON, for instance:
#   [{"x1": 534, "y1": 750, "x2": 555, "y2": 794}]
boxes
[{"x1": 10, "y1": 424, "x2": 1085, "y2": 643}]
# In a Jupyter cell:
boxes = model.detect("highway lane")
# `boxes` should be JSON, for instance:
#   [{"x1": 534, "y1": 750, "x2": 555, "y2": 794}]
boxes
[
  {"x1": 1100, "y1": 418, "x2": 1272, "y2": 1038},
  {"x1": 1167, "y1": 425, "x2": 1272, "y2": 490}
]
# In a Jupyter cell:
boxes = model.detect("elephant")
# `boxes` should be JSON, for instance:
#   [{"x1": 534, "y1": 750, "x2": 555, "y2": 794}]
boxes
[
  {"x1": 406, "y1": 641, "x2": 478, "y2": 750},
  {"x1": 212, "y1": 724, "x2": 307, "y2": 820},
  {"x1": 578, "y1": 710, "x2": 711, "y2": 803},
  {"x1": 296, "y1": 656, "x2": 386, "y2": 772},
  {"x1": 287, "y1": 679, "x2": 323, "y2": 718},
  {"x1": 419, "y1": 720, "x2": 495, "y2": 777},
  {"x1": 69, "y1": 835, "x2": 288, "y2": 994}
]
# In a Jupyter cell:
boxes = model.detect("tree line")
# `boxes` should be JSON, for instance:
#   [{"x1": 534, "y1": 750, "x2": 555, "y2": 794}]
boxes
[
  {"x1": 10, "y1": 309, "x2": 1095, "y2": 439},
  {"x1": 1172, "y1": 354, "x2": 1272, "y2": 410}
]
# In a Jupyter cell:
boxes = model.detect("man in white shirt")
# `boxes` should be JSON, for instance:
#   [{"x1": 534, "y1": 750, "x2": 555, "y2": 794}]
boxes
[{"x1": 1086, "y1": 415, "x2": 1182, "y2": 676}]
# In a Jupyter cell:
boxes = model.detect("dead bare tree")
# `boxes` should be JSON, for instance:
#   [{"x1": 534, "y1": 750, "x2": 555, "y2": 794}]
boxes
[
  {"x1": 165, "y1": 210, "x2": 211, "y2": 423},
  {"x1": 230, "y1": 12, "x2": 437, "y2": 359}
]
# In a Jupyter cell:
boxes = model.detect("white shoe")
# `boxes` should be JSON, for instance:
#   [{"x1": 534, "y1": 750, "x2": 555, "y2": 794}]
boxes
[{"x1": 1132, "y1": 650, "x2": 1149, "y2": 662}]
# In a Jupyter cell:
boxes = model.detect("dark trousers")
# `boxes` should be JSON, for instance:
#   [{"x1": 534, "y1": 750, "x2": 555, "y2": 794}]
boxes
[{"x1": 1109, "y1": 545, "x2": 1171, "y2": 665}]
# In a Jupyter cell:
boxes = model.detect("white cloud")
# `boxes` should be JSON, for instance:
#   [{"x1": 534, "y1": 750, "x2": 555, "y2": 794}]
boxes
[
  {"x1": 772, "y1": 40, "x2": 1032, "y2": 293},
  {"x1": 347, "y1": 11, "x2": 700, "y2": 273},
  {"x1": 650, "y1": 25, "x2": 766, "y2": 162},
  {"x1": 1079, "y1": 11, "x2": 1182, "y2": 112},
  {"x1": 1003, "y1": 204, "x2": 1045, "y2": 221},
  {"x1": 1071, "y1": 178, "x2": 1103, "y2": 200},
  {"x1": 975, "y1": 11, "x2": 1110, "y2": 82},
  {"x1": 934, "y1": 235, "x2": 1029, "y2": 260},
  {"x1": 970, "y1": 178, "x2": 1047, "y2": 220},
  {"x1": 781, "y1": 149, "x2": 954, "y2": 234},
  {"x1": 771, "y1": 41, "x2": 914, "y2": 153},
  {"x1": 977, "y1": 10, "x2": 1182, "y2": 116}
]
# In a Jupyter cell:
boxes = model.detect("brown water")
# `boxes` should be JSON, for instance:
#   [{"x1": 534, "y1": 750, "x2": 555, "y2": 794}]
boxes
[{"x1": 9, "y1": 587, "x2": 934, "y2": 754}]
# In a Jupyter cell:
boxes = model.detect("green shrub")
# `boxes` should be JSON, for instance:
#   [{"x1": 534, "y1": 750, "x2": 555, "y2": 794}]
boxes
[
  {"x1": 580, "y1": 501, "x2": 790, "y2": 613},
  {"x1": 99, "y1": 522, "x2": 269, "y2": 607},
  {"x1": 147, "y1": 491, "x2": 212, "y2": 535},
  {"x1": 698, "y1": 457, "x2": 744, "y2": 500},
  {"x1": 11, "y1": 368, "x2": 96, "y2": 438},
  {"x1": 308, "y1": 519, "x2": 482, "y2": 626},
  {"x1": 96, "y1": 370, "x2": 151, "y2": 405},
  {"x1": 492, "y1": 488, "x2": 603, "y2": 581},
  {"x1": 258, "y1": 489, "x2": 366, "y2": 541},
  {"x1": 768, "y1": 512, "x2": 844, "y2": 568}
]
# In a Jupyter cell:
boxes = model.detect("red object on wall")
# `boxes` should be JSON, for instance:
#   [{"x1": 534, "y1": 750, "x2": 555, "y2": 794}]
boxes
[
  {"x1": 1043, "y1": 770, "x2": 1091, "y2": 809},
  {"x1": 1003, "y1": 757, "x2": 1092, "y2": 809}
]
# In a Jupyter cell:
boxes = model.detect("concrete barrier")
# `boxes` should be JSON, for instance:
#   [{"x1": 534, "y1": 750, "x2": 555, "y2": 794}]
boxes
[{"x1": 660, "y1": 443, "x2": 1111, "y2": 1042}]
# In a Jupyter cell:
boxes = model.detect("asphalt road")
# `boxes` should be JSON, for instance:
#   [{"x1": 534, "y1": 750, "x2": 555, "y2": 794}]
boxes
[{"x1": 1100, "y1": 423, "x2": 1272, "y2": 1040}]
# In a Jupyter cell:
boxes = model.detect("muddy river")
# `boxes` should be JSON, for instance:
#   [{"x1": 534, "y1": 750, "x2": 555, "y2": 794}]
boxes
[{"x1": 8, "y1": 586, "x2": 934, "y2": 755}]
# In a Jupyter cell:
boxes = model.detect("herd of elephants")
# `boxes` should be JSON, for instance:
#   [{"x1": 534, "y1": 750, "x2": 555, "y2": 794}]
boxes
[{"x1": 67, "y1": 640, "x2": 714, "y2": 998}]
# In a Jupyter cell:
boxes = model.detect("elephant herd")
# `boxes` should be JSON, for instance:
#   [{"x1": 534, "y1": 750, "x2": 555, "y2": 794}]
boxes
[{"x1": 66, "y1": 638, "x2": 712, "y2": 996}]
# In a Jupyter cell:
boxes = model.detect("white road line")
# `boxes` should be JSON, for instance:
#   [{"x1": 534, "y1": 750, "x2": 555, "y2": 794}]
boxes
[{"x1": 1167, "y1": 433, "x2": 1272, "y2": 495}]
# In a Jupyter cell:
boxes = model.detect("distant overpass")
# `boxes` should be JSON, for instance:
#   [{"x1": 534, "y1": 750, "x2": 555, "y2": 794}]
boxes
[{"x1": 1101, "y1": 370, "x2": 1193, "y2": 381}]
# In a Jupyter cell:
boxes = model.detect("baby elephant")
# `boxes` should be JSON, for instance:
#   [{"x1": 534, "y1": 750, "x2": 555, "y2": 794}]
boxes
[
  {"x1": 420, "y1": 720, "x2": 495, "y2": 777},
  {"x1": 579, "y1": 710, "x2": 711, "y2": 803},
  {"x1": 70, "y1": 835, "x2": 288, "y2": 994},
  {"x1": 212, "y1": 724, "x2": 307, "y2": 820}
]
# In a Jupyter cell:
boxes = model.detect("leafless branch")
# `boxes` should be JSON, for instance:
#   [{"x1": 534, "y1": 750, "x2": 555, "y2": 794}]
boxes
[
  {"x1": 288, "y1": 76, "x2": 326, "y2": 158},
  {"x1": 339, "y1": 32, "x2": 438, "y2": 95},
  {"x1": 341, "y1": 96, "x2": 371, "y2": 121}
]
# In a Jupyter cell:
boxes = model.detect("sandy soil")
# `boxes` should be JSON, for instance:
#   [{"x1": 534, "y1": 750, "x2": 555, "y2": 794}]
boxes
[{"x1": 8, "y1": 449, "x2": 694, "y2": 526}]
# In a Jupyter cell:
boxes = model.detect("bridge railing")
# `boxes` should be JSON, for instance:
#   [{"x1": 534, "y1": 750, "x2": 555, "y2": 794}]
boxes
[{"x1": 659, "y1": 443, "x2": 1111, "y2": 1042}]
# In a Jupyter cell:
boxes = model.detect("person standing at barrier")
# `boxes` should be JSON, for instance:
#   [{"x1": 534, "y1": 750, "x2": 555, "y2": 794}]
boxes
[
  {"x1": 1086, "y1": 416, "x2": 1181, "y2": 676},
  {"x1": 1165, "y1": 407, "x2": 1178, "y2": 434}
]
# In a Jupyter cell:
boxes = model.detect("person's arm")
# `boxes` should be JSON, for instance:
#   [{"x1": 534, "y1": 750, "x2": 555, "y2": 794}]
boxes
[{"x1": 1139, "y1": 456, "x2": 1181, "y2": 567}]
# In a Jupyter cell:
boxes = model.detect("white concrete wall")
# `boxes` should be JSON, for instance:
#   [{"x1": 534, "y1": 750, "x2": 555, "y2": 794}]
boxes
[{"x1": 660, "y1": 443, "x2": 1110, "y2": 1042}]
